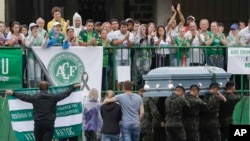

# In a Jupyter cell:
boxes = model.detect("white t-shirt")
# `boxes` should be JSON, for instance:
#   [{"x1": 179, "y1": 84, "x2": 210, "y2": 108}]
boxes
[
  {"x1": 111, "y1": 30, "x2": 134, "y2": 60},
  {"x1": 238, "y1": 26, "x2": 250, "y2": 45},
  {"x1": 154, "y1": 36, "x2": 171, "y2": 54},
  {"x1": 184, "y1": 31, "x2": 205, "y2": 64},
  {"x1": 7, "y1": 33, "x2": 25, "y2": 46}
]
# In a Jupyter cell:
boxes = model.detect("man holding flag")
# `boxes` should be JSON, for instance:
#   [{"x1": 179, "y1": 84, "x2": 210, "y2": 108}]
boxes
[{"x1": 5, "y1": 81, "x2": 80, "y2": 141}]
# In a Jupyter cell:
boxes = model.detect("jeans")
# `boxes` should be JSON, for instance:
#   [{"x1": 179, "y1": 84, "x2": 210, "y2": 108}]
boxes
[
  {"x1": 121, "y1": 123, "x2": 141, "y2": 141},
  {"x1": 101, "y1": 133, "x2": 120, "y2": 141}
]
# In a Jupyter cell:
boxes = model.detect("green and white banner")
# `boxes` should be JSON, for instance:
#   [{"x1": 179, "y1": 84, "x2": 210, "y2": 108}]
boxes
[
  {"x1": 228, "y1": 47, "x2": 250, "y2": 74},
  {"x1": 0, "y1": 48, "x2": 23, "y2": 90},
  {"x1": 32, "y1": 46, "x2": 103, "y2": 101},
  {"x1": 8, "y1": 85, "x2": 82, "y2": 141}
]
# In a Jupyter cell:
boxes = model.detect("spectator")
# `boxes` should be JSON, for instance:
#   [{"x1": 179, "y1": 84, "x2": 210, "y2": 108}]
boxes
[
  {"x1": 36, "y1": 17, "x2": 48, "y2": 37},
  {"x1": 98, "y1": 29, "x2": 111, "y2": 91},
  {"x1": 83, "y1": 88, "x2": 103, "y2": 141},
  {"x1": 111, "y1": 21, "x2": 134, "y2": 90},
  {"x1": 227, "y1": 23, "x2": 242, "y2": 46},
  {"x1": 185, "y1": 21, "x2": 205, "y2": 66},
  {"x1": 133, "y1": 24, "x2": 153, "y2": 87},
  {"x1": 165, "y1": 86, "x2": 190, "y2": 141},
  {"x1": 5, "y1": 81, "x2": 80, "y2": 141},
  {"x1": 47, "y1": 7, "x2": 68, "y2": 34},
  {"x1": 238, "y1": 19, "x2": 250, "y2": 46},
  {"x1": 166, "y1": 3, "x2": 185, "y2": 37},
  {"x1": 199, "y1": 19, "x2": 210, "y2": 43},
  {"x1": 205, "y1": 21, "x2": 227, "y2": 68},
  {"x1": 185, "y1": 15, "x2": 195, "y2": 32},
  {"x1": 47, "y1": 22, "x2": 66, "y2": 47},
  {"x1": 238, "y1": 19, "x2": 246, "y2": 32},
  {"x1": 200, "y1": 83, "x2": 226, "y2": 141},
  {"x1": 154, "y1": 25, "x2": 174, "y2": 67},
  {"x1": 78, "y1": 19, "x2": 99, "y2": 46},
  {"x1": 132, "y1": 20, "x2": 140, "y2": 36},
  {"x1": 219, "y1": 81, "x2": 241, "y2": 141},
  {"x1": 64, "y1": 27, "x2": 78, "y2": 46},
  {"x1": 0, "y1": 21, "x2": 6, "y2": 45},
  {"x1": 174, "y1": 26, "x2": 190, "y2": 66},
  {"x1": 103, "y1": 80, "x2": 144, "y2": 141},
  {"x1": 101, "y1": 22, "x2": 111, "y2": 33},
  {"x1": 94, "y1": 21, "x2": 102, "y2": 37},
  {"x1": 217, "y1": 22, "x2": 226, "y2": 36},
  {"x1": 25, "y1": 23, "x2": 48, "y2": 88},
  {"x1": 107, "y1": 19, "x2": 119, "y2": 41},
  {"x1": 6, "y1": 21, "x2": 25, "y2": 46},
  {"x1": 125, "y1": 18, "x2": 134, "y2": 32},
  {"x1": 71, "y1": 12, "x2": 83, "y2": 37},
  {"x1": 100, "y1": 90, "x2": 122, "y2": 141},
  {"x1": 20, "y1": 24, "x2": 28, "y2": 37},
  {"x1": 147, "y1": 22, "x2": 157, "y2": 69}
]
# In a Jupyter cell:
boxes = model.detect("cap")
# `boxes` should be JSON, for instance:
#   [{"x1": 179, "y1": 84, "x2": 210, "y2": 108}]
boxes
[
  {"x1": 209, "y1": 83, "x2": 219, "y2": 89},
  {"x1": 53, "y1": 22, "x2": 61, "y2": 27},
  {"x1": 175, "y1": 85, "x2": 185, "y2": 93},
  {"x1": 94, "y1": 22, "x2": 102, "y2": 26},
  {"x1": 187, "y1": 15, "x2": 195, "y2": 21},
  {"x1": 190, "y1": 85, "x2": 200, "y2": 91},
  {"x1": 230, "y1": 23, "x2": 239, "y2": 30},
  {"x1": 29, "y1": 23, "x2": 39, "y2": 30},
  {"x1": 66, "y1": 26, "x2": 74, "y2": 32},
  {"x1": 217, "y1": 22, "x2": 224, "y2": 27},
  {"x1": 125, "y1": 18, "x2": 134, "y2": 23}
]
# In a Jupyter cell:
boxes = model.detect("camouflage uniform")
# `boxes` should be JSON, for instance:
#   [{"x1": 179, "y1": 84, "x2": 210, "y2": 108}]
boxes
[
  {"x1": 141, "y1": 97, "x2": 160, "y2": 141},
  {"x1": 200, "y1": 92, "x2": 224, "y2": 141},
  {"x1": 165, "y1": 94, "x2": 190, "y2": 141},
  {"x1": 183, "y1": 94, "x2": 207, "y2": 141},
  {"x1": 219, "y1": 92, "x2": 241, "y2": 141}
]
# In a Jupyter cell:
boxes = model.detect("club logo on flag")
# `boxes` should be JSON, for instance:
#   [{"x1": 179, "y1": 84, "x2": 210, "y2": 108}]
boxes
[{"x1": 47, "y1": 52, "x2": 84, "y2": 85}]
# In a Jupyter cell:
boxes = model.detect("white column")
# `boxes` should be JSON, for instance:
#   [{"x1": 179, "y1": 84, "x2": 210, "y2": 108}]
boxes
[
  {"x1": 0, "y1": 0, "x2": 5, "y2": 21},
  {"x1": 155, "y1": 0, "x2": 172, "y2": 26}
]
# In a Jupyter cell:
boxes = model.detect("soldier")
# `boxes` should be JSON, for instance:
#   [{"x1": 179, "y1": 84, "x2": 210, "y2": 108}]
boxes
[
  {"x1": 183, "y1": 85, "x2": 207, "y2": 141},
  {"x1": 139, "y1": 85, "x2": 161, "y2": 141},
  {"x1": 200, "y1": 83, "x2": 227, "y2": 141},
  {"x1": 165, "y1": 86, "x2": 190, "y2": 141},
  {"x1": 219, "y1": 81, "x2": 241, "y2": 141}
]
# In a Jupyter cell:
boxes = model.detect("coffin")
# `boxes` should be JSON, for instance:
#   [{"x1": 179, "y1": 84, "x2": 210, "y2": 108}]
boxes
[{"x1": 142, "y1": 66, "x2": 231, "y2": 97}]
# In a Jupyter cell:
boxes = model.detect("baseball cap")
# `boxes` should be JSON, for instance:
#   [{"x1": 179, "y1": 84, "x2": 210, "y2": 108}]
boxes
[
  {"x1": 94, "y1": 22, "x2": 102, "y2": 26},
  {"x1": 230, "y1": 23, "x2": 239, "y2": 30},
  {"x1": 187, "y1": 15, "x2": 195, "y2": 21},
  {"x1": 190, "y1": 85, "x2": 200, "y2": 91},
  {"x1": 29, "y1": 23, "x2": 39, "y2": 30},
  {"x1": 53, "y1": 22, "x2": 61, "y2": 27}
]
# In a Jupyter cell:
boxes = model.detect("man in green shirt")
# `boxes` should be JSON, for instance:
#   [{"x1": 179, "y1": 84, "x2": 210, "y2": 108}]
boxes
[{"x1": 79, "y1": 19, "x2": 99, "y2": 46}]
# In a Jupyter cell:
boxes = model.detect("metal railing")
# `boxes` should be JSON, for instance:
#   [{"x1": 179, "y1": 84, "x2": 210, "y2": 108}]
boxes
[{"x1": 0, "y1": 46, "x2": 249, "y2": 96}]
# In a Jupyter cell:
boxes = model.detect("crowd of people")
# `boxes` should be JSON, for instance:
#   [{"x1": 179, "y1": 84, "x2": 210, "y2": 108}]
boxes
[
  {"x1": 0, "y1": 4, "x2": 249, "y2": 90},
  {"x1": 6, "y1": 80, "x2": 241, "y2": 141},
  {"x1": 1, "y1": 4, "x2": 248, "y2": 141}
]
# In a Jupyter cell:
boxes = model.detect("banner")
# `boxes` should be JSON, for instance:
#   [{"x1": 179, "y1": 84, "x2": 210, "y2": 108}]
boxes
[
  {"x1": 8, "y1": 85, "x2": 82, "y2": 141},
  {"x1": 228, "y1": 47, "x2": 250, "y2": 74},
  {"x1": 32, "y1": 46, "x2": 103, "y2": 101},
  {"x1": 0, "y1": 48, "x2": 22, "y2": 90}
]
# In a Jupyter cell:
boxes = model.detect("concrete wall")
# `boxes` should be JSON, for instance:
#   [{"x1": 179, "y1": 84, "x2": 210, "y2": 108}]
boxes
[
  {"x1": 0, "y1": 0, "x2": 4, "y2": 21},
  {"x1": 155, "y1": 0, "x2": 172, "y2": 26}
]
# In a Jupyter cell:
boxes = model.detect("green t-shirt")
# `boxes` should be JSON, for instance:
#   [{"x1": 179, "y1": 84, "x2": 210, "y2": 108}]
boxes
[
  {"x1": 98, "y1": 40, "x2": 110, "y2": 67},
  {"x1": 79, "y1": 30, "x2": 99, "y2": 45},
  {"x1": 206, "y1": 32, "x2": 225, "y2": 56},
  {"x1": 174, "y1": 36, "x2": 190, "y2": 59}
]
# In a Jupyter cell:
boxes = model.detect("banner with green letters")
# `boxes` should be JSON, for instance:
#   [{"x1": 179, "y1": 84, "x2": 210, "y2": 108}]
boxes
[
  {"x1": 0, "y1": 48, "x2": 23, "y2": 90},
  {"x1": 7, "y1": 85, "x2": 82, "y2": 141}
]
